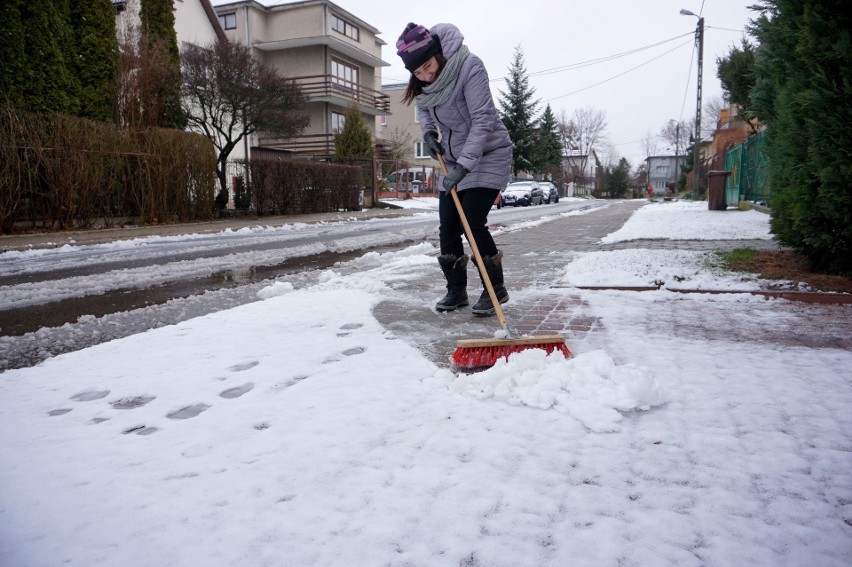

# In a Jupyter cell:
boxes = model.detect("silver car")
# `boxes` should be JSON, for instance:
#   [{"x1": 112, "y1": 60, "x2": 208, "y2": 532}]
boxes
[
  {"x1": 538, "y1": 181, "x2": 559, "y2": 203},
  {"x1": 502, "y1": 181, "x2": 544, "y2": 206}
]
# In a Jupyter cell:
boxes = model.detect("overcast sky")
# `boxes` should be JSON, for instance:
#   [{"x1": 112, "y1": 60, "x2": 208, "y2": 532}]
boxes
[{"x1": 214, "y1": 0, "x2": 756, "y2": 167}]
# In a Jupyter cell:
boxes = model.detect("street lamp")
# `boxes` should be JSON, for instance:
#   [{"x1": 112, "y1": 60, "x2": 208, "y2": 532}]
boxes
[{"x1": 680, "y1": 8, "x2": 704, "y2": 197}]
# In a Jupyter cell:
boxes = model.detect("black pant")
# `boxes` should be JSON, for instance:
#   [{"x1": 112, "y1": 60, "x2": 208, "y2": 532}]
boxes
[{"x1": 438, "y1": 187, "x2": 500, "y2": 258}]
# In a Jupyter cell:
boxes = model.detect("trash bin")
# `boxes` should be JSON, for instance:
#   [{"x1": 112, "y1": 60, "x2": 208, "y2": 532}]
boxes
[{"x1": 707, "y1": 170, "x2": 731, "y2": 211}]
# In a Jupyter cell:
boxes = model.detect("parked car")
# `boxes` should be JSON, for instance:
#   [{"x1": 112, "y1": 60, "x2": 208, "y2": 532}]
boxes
[
  {"x1": 539, "y1": 181, "x2": 559, "y2": 203},
  {"x1": 502, "y1": 181, "x2": 544, "y2": 206},
  {"x1": 385, "y1": 167, "x2": 436, "y2": 193}
]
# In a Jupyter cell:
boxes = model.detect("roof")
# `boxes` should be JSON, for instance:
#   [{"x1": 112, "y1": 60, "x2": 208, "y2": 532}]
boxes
[{"x1": 200, "y1": 0, "x2": 228, "y2": 43}]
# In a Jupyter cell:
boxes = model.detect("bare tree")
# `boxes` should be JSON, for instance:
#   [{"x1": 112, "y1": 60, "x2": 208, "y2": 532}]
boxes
[
  {"x1": 181, "y1": 40, "x2": 309, "y2": 193},
  {"x1": 558, "y1": 107, "x2": 607, "y2": 185},
  {"x1": 640, "y1": 130, "x2": 660, "y2": 157},
  {"x1": 659, "y1": 119, "x2": 691, "y2": 155},
  {"x1": 703, "y1": 94, "x2": 726, "y2": 134},
  {"x1": 116, "y1": 27, "x2": 182, "y2": 129},
  {"x1": 383, "y1": 127, "x2": 414, "y2": 162}
]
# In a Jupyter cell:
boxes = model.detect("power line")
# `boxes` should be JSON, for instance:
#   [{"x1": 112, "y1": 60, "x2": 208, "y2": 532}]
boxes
[
  {"x1": 490, "y1": 31, "x2": 695, "y2": 83},
  {"x1": 543, "y1": 39, "x2": 694, "y2": 102}
]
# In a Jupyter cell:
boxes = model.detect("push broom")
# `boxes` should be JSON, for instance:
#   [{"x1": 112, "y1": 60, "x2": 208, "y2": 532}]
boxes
[{"x1": 436, "y1": 154, "x2": 572, "y2": 368}]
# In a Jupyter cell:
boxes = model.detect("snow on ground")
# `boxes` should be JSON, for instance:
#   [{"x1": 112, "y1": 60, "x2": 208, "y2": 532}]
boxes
[
  {"x1": 564, "y1": 200, "x2": 776, "y2": 289},
  {"x1": 1, "y1": 201, "x2": 850, "y2": 566},
  {"x1": 601, "y1": 200, "x2": 773, "y2": 243},
  {"x1": 380, "y1": 196, "x2": 440, "y2": 209}
]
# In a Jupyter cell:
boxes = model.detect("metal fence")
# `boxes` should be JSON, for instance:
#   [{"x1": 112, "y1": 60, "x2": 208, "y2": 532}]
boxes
[{"x1": 724, "y1": 129, "x2": 770, "y2": 206}]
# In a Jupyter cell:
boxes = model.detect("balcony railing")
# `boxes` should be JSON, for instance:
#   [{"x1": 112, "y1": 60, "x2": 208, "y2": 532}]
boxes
[
  {"x1": 290, "y1": 75, "x2": 390, "y2": 114},
  {"x1": 257, "y1": 133, "x2": 336, "y2": 156}
]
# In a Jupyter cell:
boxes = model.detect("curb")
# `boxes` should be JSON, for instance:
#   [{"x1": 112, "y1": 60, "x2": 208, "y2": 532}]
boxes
[{"x1": 566, "y1": 285, "x2": 852, "y2": 304}]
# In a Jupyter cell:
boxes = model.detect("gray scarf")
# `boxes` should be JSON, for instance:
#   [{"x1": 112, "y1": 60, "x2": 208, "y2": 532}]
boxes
[{"x1": 416, "y1": 45, "x2": 470, "y2": 108}]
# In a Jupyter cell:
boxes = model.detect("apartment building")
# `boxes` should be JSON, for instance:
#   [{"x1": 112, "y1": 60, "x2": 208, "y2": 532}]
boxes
[
  {"x1": 213, "y1": 0, "x2": 390, "y2": 157},
  {"x1": 379, "y1": 83, "x2": 437, "y2": 166}
]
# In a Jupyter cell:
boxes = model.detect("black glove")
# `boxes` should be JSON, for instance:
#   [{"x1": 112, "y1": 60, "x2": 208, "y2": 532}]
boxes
[
  {"x1": 423, "y1": 130, "x2": 443, "y2": 159},
  {"x1": 442, "y1": 164, "x2": 469, "y2": 191}
]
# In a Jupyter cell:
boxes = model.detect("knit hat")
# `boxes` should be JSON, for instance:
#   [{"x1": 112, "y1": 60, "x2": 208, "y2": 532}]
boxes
[{"x1": 396, "y1": 23, "x2": 442, "y2": 72}]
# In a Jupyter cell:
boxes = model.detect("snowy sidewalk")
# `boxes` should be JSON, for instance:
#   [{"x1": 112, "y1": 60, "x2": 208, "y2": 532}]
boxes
[{"x1": 1, "y1": 200, "x2": 850, "y2": 567}]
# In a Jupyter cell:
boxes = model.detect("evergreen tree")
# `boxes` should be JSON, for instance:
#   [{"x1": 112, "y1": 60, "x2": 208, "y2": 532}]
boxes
[
  {"x1": 140, "y1": 0, "x2": 184, "y2": 128},
  {"x1": 716, "y1": 38, "x2": 759, "y2": 131},
  {"x1": 70, "y1": 0, "x2": 119, "y2": 122},
  {"x1": 608, "y1": 157, "x2": 631, "y2": 198},
  {"x1": 533, "y1": 104, "x2": 563, "y2": 173},
  {"x1": 498, "y1": 46, "x2": 539, "y2": 176},
  {"x1": 0, "y1": 0, "x2": 27, "y2": 107},
  {"x1": 14, "y1": 0, "x2": 78, "y2": 114},
  {"x1": 334, "y1": 104, "x2": 375, "y2": 190},
  {"x1": 333, "y1": 104, "x2": 374, "y2": 159},
  {"x1": 750, "y1": 0, "x2": 852, "y2": 274}
]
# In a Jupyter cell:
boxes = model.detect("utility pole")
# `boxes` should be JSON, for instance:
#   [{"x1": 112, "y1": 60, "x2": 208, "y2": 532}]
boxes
[{"x1": 680, "y1": 9, "x2": 704, "y2": 196}]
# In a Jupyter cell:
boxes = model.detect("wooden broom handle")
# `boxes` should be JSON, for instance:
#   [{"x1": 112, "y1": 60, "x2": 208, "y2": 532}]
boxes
[{"x1": 437, "y1": 154, "x2": 508, "y2": 328}]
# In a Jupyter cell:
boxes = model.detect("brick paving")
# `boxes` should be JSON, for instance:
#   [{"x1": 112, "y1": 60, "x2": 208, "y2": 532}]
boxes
[{"x1": 373, "y1": 200, "x2": 852, "y2": 367}]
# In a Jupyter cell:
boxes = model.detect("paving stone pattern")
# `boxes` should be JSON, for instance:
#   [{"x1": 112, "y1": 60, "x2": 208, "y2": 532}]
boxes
[{"x1": 373, "y1": 201, "x2": 851, "y2": 368}]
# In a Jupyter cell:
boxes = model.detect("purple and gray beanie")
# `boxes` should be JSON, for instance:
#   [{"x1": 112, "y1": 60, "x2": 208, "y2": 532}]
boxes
[{"x1": 396, "y1": 23, "x2": 442, "y2": 72}]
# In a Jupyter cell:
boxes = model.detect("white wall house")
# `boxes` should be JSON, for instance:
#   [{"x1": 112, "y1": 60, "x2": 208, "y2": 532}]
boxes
[
  {"x1": 645, "y1": 155, "x2": 684, "y2": 197},
  {"x1": 113, "y1": 0, "x2": 244, "y2": 163}
]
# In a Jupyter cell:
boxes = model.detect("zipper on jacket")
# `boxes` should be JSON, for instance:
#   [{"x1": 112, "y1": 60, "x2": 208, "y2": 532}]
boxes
[{"x1": 433, "y1": 108, "x2": 456, "y2": 163}]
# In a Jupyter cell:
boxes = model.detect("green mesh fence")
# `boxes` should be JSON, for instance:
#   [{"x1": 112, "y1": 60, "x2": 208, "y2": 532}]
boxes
[{"x1": 724, "y1": 130, "x2": 770, "y2": 206}]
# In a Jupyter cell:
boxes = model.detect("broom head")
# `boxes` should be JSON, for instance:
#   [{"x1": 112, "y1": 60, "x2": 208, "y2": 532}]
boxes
[{"x1": 451, "y1": 334, "x2": 571, "y2": 369}]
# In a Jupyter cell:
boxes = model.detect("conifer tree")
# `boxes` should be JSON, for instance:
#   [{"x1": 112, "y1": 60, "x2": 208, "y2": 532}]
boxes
[
  {"x1": 498, "y1": 46, "x2": 539, "y2": 176},
  {"x1": 750, "y1": 0, "x2": 852, "y2": 273},
  {"x1": 0, "y1": 0, "x2": 27, "y2": 108},
  {"x1": 333, "y1": 104, "x2": 374, "y2": 159},
  {"x1": 70, "y1": 0, "x2": 119, "y2": 122},
  {"x1": 13, "y1": 0, "x2": 78, "y2": 114},
  {"x1": 334, "y1": 104, "x2": 375, "y2": 189},
  {"x1": 534, "y1": 104, "x2": 563, "y2": 174}
]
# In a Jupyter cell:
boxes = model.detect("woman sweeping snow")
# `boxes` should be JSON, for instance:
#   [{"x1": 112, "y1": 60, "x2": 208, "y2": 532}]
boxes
[{"x1": 396, "y1": 22, "x2": 513, "y2": 316}]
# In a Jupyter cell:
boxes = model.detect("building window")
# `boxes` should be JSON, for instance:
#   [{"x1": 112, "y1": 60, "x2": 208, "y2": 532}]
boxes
[
  {"x1": 219, "y1": 13, "x2": 236, "y2": 30},
  {"x1": 415, "y1": 141, "x2": 429, "y2": 159},
  {"x1": 331, "y1": 59, "x2": 358, "y2": 90},
  {"x1": 654, "y1": 165, "x2": 670, "y2": 176},
  {"x1": 331, "y1": 15, "x2": 359, "y2": 41},
  {"x1": 332, "y1": 111, "x2": 345, "y2": 133},
  {"x1": 414, "y1": 104, "x2": 419, "y2": 123},
  {"x1": 380, "y1": 115, "x2": 387, "y2": 126}
]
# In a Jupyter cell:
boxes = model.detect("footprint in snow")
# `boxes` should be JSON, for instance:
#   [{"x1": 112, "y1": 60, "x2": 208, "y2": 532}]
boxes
[
  {"x1": 48, "y1": 409, "x2": 72, "y2": 416},
  {"x1": 123, "y1": 425, "x2": 158, "y2": 435},
  {"x1": 71, "y1": 390, "x2": 110, "y2": 402},
  {"x1": 271, "y1": 376, "x2": 308, "y2": 391},
  {"x1": 337, "y1": 323, "x2": 363, "y2": 337},
  {"x1": 167, "y1": 403, "x2": 210, "y2": 420},
  {"x1": 219, "y1": 383, "x2": 254, "y2": 399},
  {"x1": 229, "y1": 361, "x2": 259, "y2": 372},
  {"x1": 111, "y1": 396, "x2": 155, "y2": 410}
]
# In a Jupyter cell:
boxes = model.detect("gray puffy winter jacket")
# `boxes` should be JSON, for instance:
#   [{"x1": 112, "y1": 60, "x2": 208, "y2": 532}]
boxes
[{"x1": 417, "y1": 24, "x2": 513, "y2": 192}]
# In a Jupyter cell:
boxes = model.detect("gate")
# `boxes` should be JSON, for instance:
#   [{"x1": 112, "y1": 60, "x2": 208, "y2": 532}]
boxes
[{"x1": 725, "y1": 130, "x2": 770, "y2": 206}]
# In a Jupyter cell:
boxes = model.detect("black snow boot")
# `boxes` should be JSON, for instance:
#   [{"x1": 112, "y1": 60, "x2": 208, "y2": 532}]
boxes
[
  {"x1": 436, "y1": 254, "x2": 469, "y2": 311},
  {"x1": 471, "y1": 251, "x2": 509, "y2": 316}
]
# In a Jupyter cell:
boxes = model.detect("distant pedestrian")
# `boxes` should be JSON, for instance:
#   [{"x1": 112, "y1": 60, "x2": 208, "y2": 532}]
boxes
[
  {"x1": 396, "y1": 22, "x2": 513, "y2": 316},
  {"x1": 648, "y1": 185, "x2": 654, "y2": 200}
]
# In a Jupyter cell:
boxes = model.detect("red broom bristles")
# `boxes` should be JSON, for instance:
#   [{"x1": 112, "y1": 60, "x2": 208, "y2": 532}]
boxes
[{"x1": 451, "y1": 341, "x2": 572, "y2": 369}]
